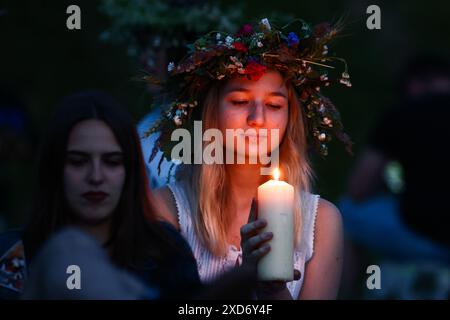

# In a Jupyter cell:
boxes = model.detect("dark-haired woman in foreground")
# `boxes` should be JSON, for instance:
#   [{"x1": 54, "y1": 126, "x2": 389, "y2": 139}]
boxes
[{"x1": 0, "y1": 91, "x2": 204, "y2": 299}]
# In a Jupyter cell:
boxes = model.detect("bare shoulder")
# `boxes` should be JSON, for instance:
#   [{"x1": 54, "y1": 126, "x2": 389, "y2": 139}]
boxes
[
  {"x1": 151, "y1": 186, "x2": 180, "y2": 230},
  {"x1": 298, "y1": 197, "x2": 343, "y2": 299},
  {"x1": 316, "y1": 198, "x2": 343, "y2": 232},
  {"x1": 313, "y1": 197, "x2": 344, "y2": 258}
]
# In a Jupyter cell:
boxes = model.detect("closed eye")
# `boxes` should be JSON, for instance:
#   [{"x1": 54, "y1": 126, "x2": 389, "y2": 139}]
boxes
[
  {"x1": 66, "y1": 156, "x2": 88, "y2": 167},
  {"x1": 103, "y1": 156, "x2": 123, "y2": 167},
  {"x1": 267, "y1": 104, "x2": 282, "y2": 109},
  {"x1": 231, "y1": 100, "x2": 249, "y2": 106}
]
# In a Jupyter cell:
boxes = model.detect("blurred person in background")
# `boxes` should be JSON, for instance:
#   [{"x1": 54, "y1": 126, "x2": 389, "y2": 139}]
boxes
[{"x1": 339, "y1": 54, "x2": 450, "y2": 299}]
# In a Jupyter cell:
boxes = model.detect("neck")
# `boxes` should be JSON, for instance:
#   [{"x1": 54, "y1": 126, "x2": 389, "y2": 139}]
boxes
[
  {"x1": 225, "y1": 163, "x2": 267, "y2": 216},
  {"x1": 77, "y1": 220, "x2": 112, "y2": 248}
]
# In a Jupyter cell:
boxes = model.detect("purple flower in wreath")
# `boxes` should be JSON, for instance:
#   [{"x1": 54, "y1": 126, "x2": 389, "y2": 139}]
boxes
[
  {"x1": 287, "y1": 32, "x2": 299, "y2": 47},
  {"x1": 237, "y1": 24, "x2": 254, "y2": 37}
]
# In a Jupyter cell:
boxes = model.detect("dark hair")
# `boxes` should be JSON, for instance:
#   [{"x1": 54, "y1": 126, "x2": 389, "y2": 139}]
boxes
[{"x1": 24, "y1": 90, "x2": 177, "y2": 270}]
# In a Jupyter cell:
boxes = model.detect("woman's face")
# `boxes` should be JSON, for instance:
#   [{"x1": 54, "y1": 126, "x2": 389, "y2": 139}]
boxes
[
  {"x1": 64, "y1": 119, "x2": 125, "y2": 224},
  {"x1": 218, "y1": 70, "x2": 289, "y2": 161}
]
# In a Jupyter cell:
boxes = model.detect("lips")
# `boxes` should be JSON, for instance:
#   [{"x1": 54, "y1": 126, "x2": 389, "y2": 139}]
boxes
[
  {"x1": 240, "y1": 132, "x2": 268, "y2": 138},
  {"x1": 244, "y1": 134, "x2": 267, "y2": 138},
  {"x1": 240, "y1": 134, "x2": 268, "y2": 142},
  {"x1": 82, "y1": 191, "x2": 108, "y2": 203}
]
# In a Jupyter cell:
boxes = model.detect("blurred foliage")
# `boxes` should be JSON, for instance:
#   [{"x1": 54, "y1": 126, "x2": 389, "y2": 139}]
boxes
[{"x1": 99, "y1": 0, "x2": 244, "y2": 56}]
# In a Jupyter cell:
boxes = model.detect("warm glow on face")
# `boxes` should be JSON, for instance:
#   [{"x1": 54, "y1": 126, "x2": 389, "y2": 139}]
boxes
[{"x1": 273, "y1": 168, "x2": 280, "y2": 181}]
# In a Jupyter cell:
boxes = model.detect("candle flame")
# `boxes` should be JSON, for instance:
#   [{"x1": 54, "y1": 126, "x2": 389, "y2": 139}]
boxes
[{"x1": 273, "y1": 168, "x2": 280, "y2": 181}]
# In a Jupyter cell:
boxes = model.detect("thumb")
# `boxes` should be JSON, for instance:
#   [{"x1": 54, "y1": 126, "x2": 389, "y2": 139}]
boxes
[{"x1": 247, "y1": 198, "x2": 258, "y2": 224}]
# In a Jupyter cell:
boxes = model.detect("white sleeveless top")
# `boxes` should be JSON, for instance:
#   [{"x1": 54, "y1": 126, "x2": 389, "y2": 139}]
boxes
[{"x1": 168, "y1": 180, "x2": 320, "y2": 299}]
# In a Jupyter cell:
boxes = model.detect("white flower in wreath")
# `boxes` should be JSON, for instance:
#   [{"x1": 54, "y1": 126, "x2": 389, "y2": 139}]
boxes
[
  {"x1": 225, "y1": 36, "x2": 234, "y2": 48},
  {"x1": 167, "y1": 62, "x2": 175, "y2": 72},
  {"x1": 260, "y1": 18, "x2": 271, "y2": 31},
  {"x1": 173, "y1": 115, "x2": 182, "y2": 126}
]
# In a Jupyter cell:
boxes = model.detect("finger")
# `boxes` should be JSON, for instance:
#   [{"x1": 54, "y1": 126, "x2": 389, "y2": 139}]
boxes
[
  {"x1": 246, "y1": 243, "x2": 270, "y2": 263},
  {"x1": 294, "y1": 269, "x2": 301, "y2": 281},
  {"x1": 243, "y1": 232, "x2": 273, "y2": 253},
  {"x1": 247, "y1": 198, "x2": 258, "y2": 224},
  {"x1": 240, "y1": 219, "x2": 266, "y2": 240}
]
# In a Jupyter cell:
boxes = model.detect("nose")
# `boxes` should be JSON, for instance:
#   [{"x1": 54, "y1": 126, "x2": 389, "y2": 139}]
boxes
[
  {"x1": 247, "y1": 101, "x2": 265, "y2": 127},
  {"x1": 87, "y1": 160, "x2": 104, "y2": 186}
]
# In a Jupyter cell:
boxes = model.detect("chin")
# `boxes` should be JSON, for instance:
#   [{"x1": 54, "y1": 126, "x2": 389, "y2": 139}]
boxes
[{"x1": 76, "y1": 208, "x2": 112, "y2": 225}]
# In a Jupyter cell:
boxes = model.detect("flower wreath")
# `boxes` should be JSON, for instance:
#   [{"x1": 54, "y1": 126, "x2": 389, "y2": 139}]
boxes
[{"x1": 144, "y1": 18, "x2": 353, "y2": 173}]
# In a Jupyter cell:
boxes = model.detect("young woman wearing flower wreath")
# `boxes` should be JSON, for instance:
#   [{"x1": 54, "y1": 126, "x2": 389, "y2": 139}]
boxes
[{"x1": 144, "y1": 18, "x2": 353, "y2": 300}]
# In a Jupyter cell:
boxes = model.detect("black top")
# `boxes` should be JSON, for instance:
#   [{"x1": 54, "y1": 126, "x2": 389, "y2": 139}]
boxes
[
  {"x1": 369, "y1": 93, "x2": 450, "y2": 248},
  {"x1": 134, "y1": 221, "x2": 203, "y2": 300}
]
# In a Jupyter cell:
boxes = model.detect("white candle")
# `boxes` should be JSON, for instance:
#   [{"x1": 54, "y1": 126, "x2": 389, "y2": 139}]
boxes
[{"x1": 257, "y1": 168, "x2": 295, "y2": 281}]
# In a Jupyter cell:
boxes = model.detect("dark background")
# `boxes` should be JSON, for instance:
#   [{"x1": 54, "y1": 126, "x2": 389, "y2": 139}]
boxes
[{"x1": 1, "y1": 0, "x2": 449, "y2": 227}]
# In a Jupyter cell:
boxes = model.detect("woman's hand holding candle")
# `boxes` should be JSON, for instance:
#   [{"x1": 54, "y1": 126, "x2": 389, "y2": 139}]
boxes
[
  {"x1": 240, "y1": 199, "x2": 301, "y2": 300},
  {"x1": 240, "y1": 199, "x2": 272, "y2": 269}
]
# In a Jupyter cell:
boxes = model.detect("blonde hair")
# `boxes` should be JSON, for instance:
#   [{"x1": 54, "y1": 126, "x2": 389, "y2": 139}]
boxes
[{"x1": 184, "y1": 76, "x2": 313, "y2": 256}]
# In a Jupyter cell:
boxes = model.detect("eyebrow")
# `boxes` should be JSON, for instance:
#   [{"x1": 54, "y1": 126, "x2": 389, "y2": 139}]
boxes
[
  {"x1": 225, "y1": 87, "x2": 287, "y2": 99},
  {"x1": 66, "y1": 150, "x2": 123, "y2": 156}
]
